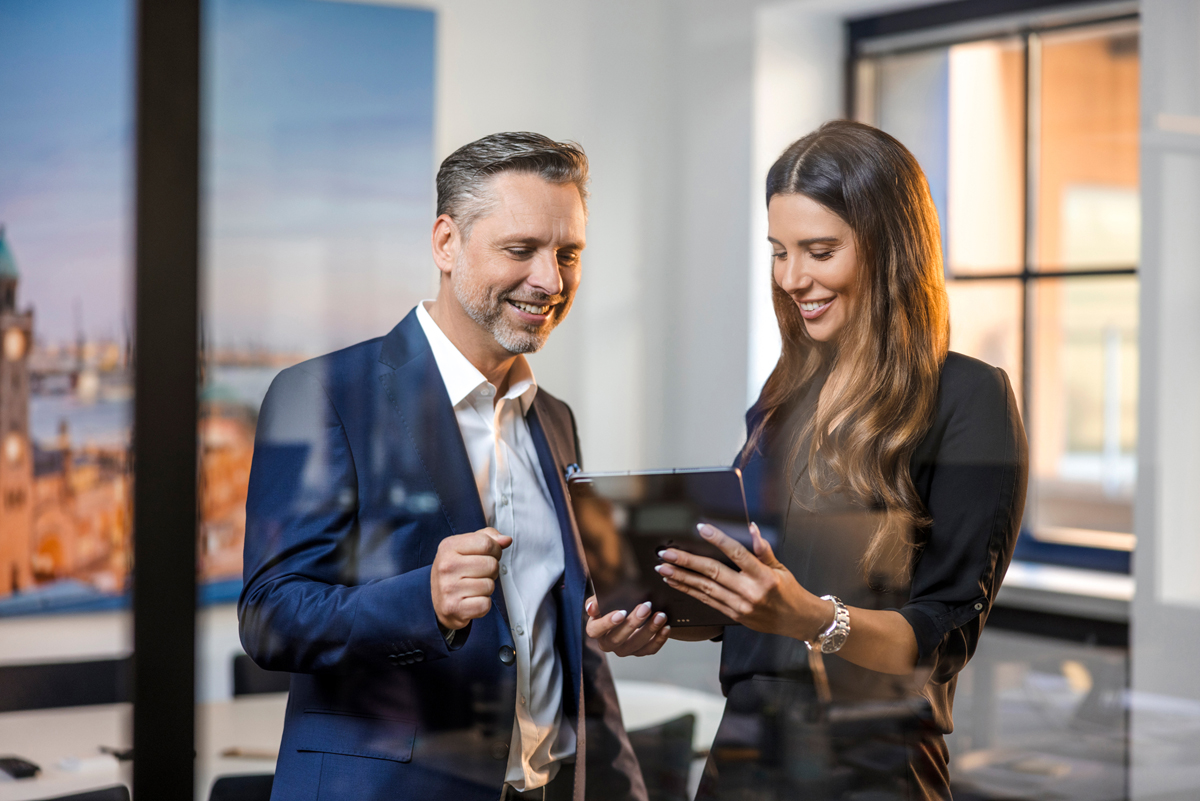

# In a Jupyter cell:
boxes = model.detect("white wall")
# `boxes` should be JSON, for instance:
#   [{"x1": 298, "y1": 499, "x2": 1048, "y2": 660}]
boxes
[
  {"x1": 1132, "y1": 2, "x2": 1200, "y2": 798},
  {"x1": 422, "y1": 0, "x2": 765, "y2": 471}
]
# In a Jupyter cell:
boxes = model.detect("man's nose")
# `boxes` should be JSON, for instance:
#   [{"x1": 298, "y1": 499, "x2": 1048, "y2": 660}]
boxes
[{"x1": 526, "y1": 250, "x2": 564, "y2": 297}]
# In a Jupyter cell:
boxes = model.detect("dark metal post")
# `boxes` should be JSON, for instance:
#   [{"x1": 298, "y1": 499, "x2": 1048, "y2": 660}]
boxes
[{"x1": 132, "y1": 0, "x2": 201, "y2": 795}]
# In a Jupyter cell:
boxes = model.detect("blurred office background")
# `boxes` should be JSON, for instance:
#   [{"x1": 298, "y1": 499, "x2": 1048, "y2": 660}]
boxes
[{"x1": 0, "y1": 0, "x2": 1198, "y2": 798}]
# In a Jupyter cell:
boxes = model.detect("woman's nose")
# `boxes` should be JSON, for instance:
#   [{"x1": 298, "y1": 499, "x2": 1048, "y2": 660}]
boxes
[{"x1": 776, "y1": 256, "x2": 811, "y2": 294}]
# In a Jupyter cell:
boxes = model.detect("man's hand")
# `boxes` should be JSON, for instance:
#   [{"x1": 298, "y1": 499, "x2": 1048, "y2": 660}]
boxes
[
  {"x1": 585, "y1": 597, "x2": 672, "y2": 657},
  {"x1": 431, "y1": 528, "x2": 512, "y2": 632}
]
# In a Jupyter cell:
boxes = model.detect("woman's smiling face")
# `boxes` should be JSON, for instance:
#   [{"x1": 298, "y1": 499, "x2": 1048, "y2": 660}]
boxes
[{"x1": 767, "y1": 192, "x2": 861, "y2": 344}]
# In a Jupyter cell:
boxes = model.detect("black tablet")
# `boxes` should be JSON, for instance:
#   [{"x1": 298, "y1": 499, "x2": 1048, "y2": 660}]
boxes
[{"x1": 568, "y1": 467, "x2": 757, "y2": 627}]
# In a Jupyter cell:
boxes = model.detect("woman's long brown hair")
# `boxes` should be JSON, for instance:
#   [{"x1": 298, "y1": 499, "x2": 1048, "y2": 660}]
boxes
[{"x1": 745, "y1": 120, "x2": 950, "y2": 583}]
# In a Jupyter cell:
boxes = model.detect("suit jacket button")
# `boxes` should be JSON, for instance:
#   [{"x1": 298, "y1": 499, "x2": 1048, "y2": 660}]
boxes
[
  {"x1": 491, "y1": 741, "x2": 510, "y2": 761},
  {"x1": 388, "y1": 654, "x2": 401, "y2": 664},
  {"x1": 413, "y1": 650, "x2": 424, "y2": 662},
  {"x1": 498, "y1": 645, "x2": 515, "y2": 666}
]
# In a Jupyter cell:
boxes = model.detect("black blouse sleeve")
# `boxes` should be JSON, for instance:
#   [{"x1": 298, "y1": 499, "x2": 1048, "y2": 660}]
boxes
[{"x1": 898, "y1": 354, "x2": 1029, "y2": 682}]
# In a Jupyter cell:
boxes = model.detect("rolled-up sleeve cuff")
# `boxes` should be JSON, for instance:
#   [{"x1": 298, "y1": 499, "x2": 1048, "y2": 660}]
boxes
[{"x1": 896, "y1": 595, "x2": 989, "y2": 661}]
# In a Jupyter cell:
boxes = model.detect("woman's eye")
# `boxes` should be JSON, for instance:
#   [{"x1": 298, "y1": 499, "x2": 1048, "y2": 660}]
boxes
[
  {"x1": 810, "y1": 251, "x2": 833, "y2": 261},
  {"x1": 771, "y1": 252, "x2": 787, "y2": 261}
]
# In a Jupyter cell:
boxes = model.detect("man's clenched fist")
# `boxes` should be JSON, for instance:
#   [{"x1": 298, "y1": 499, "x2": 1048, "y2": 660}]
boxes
[{"x1": 431, "y1": 527, "x2": 512, "y2": 632}]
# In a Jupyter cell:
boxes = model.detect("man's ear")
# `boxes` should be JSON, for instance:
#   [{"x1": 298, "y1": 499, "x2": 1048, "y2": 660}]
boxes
[{"x1": 431, "y1": 214, "x2": 460, "y2": 277}]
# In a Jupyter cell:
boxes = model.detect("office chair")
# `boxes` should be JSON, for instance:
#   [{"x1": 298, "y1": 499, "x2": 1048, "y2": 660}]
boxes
[
  {"x1": 208, "y1": 773, "x2": 274, "y2": 801},
  {"x1": 626, "y1": 713, "x2": 696, "y2": 801},
  {"x1": 0, "y1": 658, "x2": 131, "y2": 712},
  {"x1": 231, "y1": 654, "x2": 290, "y2": 696}
]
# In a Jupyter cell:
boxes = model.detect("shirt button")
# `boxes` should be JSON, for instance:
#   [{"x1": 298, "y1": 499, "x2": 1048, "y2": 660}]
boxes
[
  {"x1": 499, "y1": 495, "x2": 510, "y2": 507},
  {"x1": 519, "y1": 695, "x2": 526, "y2": 705},
  {"x1": 500, "y1": 565, "x2": 508, "y2": 575},
  {"x1": 974, "y1": 602, "x2": 984, "y2": 611},
  {"x1": 480, "y1": 387, "x2": 493, "y2": 397},
  {"x1": 515, "y1": 625, "x2": 524, "y2": 636}
]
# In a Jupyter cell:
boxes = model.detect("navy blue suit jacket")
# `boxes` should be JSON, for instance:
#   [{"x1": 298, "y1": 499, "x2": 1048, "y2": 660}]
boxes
[{"x1": 239, "y1": 309, "x2": 646, "y2": 801}]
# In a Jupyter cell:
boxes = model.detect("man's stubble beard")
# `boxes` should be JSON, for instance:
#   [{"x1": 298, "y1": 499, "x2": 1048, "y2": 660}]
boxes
[{"x1": 451, "y1": 252, "x2": 573, "y2": 355}]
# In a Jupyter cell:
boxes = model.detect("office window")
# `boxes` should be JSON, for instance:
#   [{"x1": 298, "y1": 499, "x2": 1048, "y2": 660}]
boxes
[{"x1": 855, "y1": 14, "x2": 1140, "y2": 573}]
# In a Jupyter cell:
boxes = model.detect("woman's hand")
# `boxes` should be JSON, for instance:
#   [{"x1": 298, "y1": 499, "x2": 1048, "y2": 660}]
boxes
[
  {"x1": 656, "y1": 523, "x2": 831, "y2": 640},
  {"x1": 584, "y1": 597, "x2": 672, "y2": 657}
]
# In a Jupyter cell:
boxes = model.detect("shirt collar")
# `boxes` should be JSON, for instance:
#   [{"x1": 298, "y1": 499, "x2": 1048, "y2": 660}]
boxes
[{"x1": 415, "y1": 301, "x2": 539, "y2": 414}]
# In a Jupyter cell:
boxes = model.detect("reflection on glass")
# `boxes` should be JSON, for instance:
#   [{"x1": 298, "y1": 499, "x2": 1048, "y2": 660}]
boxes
[
  {"x1": 1036, "y1": 23, "x2": 1140, "y2": 271},
  {"x1": 198, "y1": 0, "x2": 437, "y2": 601},
  {"x1": 947, "y1": 38, "x2": 1025, "y2": 275},
  {"x1": 196, "y1": 0, "x2": 436, "y2": 795},
  {"x1": 864, "y1": 48, "x2": 950, "y2": 253},
  {"x1": 1030, "y1": 276, "x2": 1138, "y2": 546},
  {"x1": 946, "y1": 279, "x2": 1024, "y2": 409},
  {"x1": 949, "y1": 629, "x2": 1128, "y2": 798}
]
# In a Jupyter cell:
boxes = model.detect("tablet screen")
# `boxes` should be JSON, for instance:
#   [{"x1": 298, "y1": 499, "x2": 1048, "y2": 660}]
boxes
[{"x1": 568, "y1": 467, "x2": 757, "y2": 627}]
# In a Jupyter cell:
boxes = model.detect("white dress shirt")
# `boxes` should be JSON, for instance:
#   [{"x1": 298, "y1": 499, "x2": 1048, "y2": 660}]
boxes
[{"x1": 416, "y1": 302, "x2": 575, "y2": 791}]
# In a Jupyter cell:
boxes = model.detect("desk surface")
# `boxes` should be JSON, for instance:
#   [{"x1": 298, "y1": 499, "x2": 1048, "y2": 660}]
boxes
[
  {"x1": 996, "y1": 560, "x2": 1134, "y2": 622},
  {"x1": 0, "y1": 681, "x2": 725, "y2": 800},
  {"x1": 0, "y1": 695, "x2": 284, "y2": 801}
]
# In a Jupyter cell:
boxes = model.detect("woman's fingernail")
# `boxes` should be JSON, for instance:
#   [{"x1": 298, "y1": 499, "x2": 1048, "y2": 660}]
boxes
[
  {"x1": 636, "y1": 601, "x2": 652, "y2": 618},
  {"x1": 655, "y1": 564, "x2": 674, "y2": 577},
  {"x1": 654, "y1": 612, "x2": 667, "y2": 625},
  {"x1": 698, "y1": 523, "x2": 713, "y2": 539},
  {"x1": 612, "y1": 610, "x2": 627, "y2": 623},
  {"x1": 659, "y1": 549, "x2": 677, "y2": 562},
  {"x1": 657, "y1": 549, "x2": 666, "y2": 558},
  {"x1": 586, "y1": 600, "x2": 595, "y2": 615}
]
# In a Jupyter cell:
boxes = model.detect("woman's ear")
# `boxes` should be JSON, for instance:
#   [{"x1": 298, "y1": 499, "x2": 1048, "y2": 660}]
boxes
[{"x1": 430, "y1": 214, "x2": 460, "y2": 277}]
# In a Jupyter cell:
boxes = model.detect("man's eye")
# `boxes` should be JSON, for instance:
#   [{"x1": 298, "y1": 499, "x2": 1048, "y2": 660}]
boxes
[
  {"x1": 507, "y1": 248, "x2": 534, "y2": 258},
  {"x1": 559, "y1": 253, "x2": 580, "y2": 266}
]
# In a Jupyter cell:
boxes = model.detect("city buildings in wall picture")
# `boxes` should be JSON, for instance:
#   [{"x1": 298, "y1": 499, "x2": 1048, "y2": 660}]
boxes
[{"x1": 0, "y1": 0, "x2": 436, "y2": 615}]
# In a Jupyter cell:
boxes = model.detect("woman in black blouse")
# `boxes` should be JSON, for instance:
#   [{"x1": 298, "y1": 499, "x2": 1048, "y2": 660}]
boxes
[{"x1": 587, "y1": 120, "x2": 1028, "y2": 800}]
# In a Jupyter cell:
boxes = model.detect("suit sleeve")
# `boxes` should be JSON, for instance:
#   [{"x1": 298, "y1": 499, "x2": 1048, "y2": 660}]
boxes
[{"x1": 238, "y1": 365, "x2": 454, "y2": 673}]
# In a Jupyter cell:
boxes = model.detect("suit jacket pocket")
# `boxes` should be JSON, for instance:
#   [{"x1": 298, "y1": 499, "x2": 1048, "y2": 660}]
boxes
[{"x1": 296, "y1": 708, "x2": 417, "y2": 762}]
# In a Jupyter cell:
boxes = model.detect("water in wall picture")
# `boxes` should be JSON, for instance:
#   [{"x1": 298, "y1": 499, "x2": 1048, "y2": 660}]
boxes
[{"x1": 0, "y1": 0, "x2": 436, "y2": 615}]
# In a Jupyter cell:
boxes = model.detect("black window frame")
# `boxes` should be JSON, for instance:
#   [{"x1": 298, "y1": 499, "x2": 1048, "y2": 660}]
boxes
[
  {"x1": 132, "y1": 0, "x2": 201, "y2": 796},
  {"x1": 847, "y1": 0, "x2": 1140, "y2": 495}
]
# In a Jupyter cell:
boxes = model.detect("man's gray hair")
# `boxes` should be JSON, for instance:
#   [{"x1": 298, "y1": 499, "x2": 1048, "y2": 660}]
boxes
[{"x1": 436, "y1": 132, "x2": 589, "y2": 238}]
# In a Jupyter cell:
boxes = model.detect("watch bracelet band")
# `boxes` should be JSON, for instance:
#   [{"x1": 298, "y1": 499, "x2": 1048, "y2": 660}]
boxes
[{"x1": 816, "y1": 594, "x2": 850, "y2": 654}]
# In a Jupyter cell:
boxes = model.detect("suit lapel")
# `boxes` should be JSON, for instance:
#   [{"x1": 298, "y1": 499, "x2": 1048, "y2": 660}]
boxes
[
  {"x1": 527, "y1": 397, "x2": 586, "y2": 713},
  {"x1": 377, "y1": 310, "x2": 510, "y2": 626}
]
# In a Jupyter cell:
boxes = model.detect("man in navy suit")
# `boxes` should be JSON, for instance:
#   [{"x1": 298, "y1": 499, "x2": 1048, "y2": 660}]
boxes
[{"x1": 240, "y1": 132, "x2": 657, "y2": 801}]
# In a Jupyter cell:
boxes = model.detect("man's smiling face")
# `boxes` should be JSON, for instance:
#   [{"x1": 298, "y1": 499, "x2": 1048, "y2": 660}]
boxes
[{"x1": 449, "y1": 171, "x2": 585, "y2": 355}]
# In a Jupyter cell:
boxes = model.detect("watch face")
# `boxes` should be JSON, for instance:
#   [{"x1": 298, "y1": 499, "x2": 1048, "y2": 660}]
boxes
[{"x1": 821, "y1": 629, "x2": 849, "y2": 653}]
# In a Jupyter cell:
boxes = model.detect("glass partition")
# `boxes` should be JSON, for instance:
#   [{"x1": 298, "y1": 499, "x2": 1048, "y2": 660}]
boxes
[
  {"x1": 196, "y1": 0, "x2": 436, "y2": 796},
  {"x1": 0, "y1": 0, "x2": 136, "y2": 793}
]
